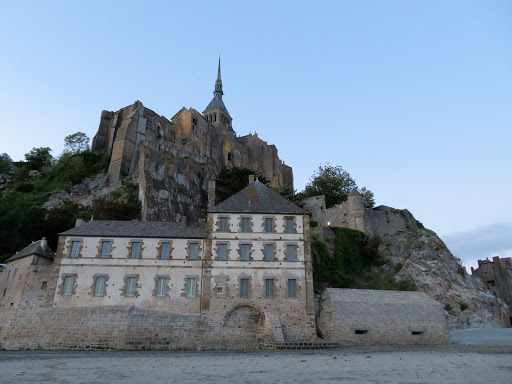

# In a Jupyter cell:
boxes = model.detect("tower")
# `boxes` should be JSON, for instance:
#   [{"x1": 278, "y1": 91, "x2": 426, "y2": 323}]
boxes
[{"x1": 203, "y1": 55, "x2": 233, "y2": 129}]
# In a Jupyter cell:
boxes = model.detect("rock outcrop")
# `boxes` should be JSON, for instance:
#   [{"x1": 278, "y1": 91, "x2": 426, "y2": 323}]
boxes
[{"x1": 374, "y1": 207, "x2": 509, "y2": 329}]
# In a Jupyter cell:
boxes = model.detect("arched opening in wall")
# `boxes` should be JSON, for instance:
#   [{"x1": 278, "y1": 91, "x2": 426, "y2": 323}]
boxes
[
  {"x1": 227, "y1": 152, "x2": 232, "y2": 161},
  {"x1": 157, "y1": 125, "x2": 164, "y2": 140},
  {"x1": 223, "y1": 305, "x2": 264, "y2": 348}
]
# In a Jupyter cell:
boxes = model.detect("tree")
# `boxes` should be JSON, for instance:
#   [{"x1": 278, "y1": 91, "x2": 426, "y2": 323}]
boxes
[
  {"x1": 63, "y1": 132, "x2": 90, "y2": 154},
  {"x1": 301, "y1": 163, "x2": 357, "y2": 208},
  {"x1": 0, "y1": 153, "x2": 12, "y2": 173},
  {"x1": 24, "y1": 147, "x2": 53, "y2": 171},
  {"x1": 215, "y1": 167, "x2": 268, "y2": 204},
  {"x1": 360, "y1": 187, "x2": 375, "y2": 209}
]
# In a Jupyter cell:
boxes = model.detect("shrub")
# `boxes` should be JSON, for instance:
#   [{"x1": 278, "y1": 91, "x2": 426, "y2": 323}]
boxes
[
  {"x1": 310, "y1": 220, "x2": 318, "y2": 228},
  {"x1": 394, "y1": 263, "x2": 403, "y2": 273},
  {"x1": 444, "y1": 303, "x2": 452, "y2": 312},
  {"x1": 459, "y1": 301, "x2": 468, "y2": 311}
]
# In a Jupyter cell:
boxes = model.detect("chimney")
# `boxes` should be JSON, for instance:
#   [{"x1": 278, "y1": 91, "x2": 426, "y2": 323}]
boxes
[
  {"x1": 41, "y1": 237, "x2": 47, "y2": 247},
  {"x1": 207, "y1": 180, "x2": 216, "y2": 210},
  {"x1": 75, "y1": 219, "x2": 85, "y2": 227},
  {"x1": 249, "y1": 175, "x2": 255, "y2": 185}
]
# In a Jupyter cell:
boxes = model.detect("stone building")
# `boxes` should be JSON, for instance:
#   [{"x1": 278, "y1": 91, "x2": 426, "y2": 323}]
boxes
[
  {"x1": 472, "y1": 257, "x2": 512, "y2": 310},
  {"x1": 91, "y1": 57, "x2": 293, "y2": 222},
  {"x1": 0, "y1": 180, "x2": 316, "y2": 350}
]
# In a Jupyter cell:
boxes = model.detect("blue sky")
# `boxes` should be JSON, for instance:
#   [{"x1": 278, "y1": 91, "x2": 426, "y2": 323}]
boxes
[{"x1": 1, "y1": 1, "x2": 510, "y2": 270}]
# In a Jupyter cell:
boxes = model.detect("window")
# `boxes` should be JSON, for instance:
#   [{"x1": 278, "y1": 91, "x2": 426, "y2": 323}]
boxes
[
  {"x1": 219, "y1": 217, "x2": 228, "y2": 232},
  {"x1": 288, "y1": 279, "x2": 296, "y2": 298},
  {"x1": 218, "y1": 243, "x2": 228, "y2": 261},
  {"x1": 265, "y1": 279, "x2": 274, "y2": 298},
  {"x1": 186, "y1": 278, "x2": 196, "y2": 297},
  {"x1": 241, "y1": 244, "x2": 250, "y2": 261},
  {"x1": 217, "y1": 287, "x2": 223, "y2": 294},
  {"x1": 70, "y1": 241, "x2": 80, "y2": 258},
  {"x1": 265, "y1": 244, "x2": 274, "y2": 262},
  {"x1": 125, "y1": 276, "x2": 136, "y2": 297},
  {"x1": 94, "y1": 276, "x2": 106, "y2": 297},
  {"x1": 240, "y1": 278, "x2": 249, "y2": 298},
  {"x1": 189, "y1": 243, "x2": 199, "y2": 260},
  {"x1": 100, "y1": 241, "x2": 111, "y2": 258},
  {"x1": 241, "y1": 218, "x2": 250, "y2": 233},
  {"x1": 41, "y1": 282, "x2": 47, "y2": 290},
  {"x1": 265, "y1": 218, "x2": 273, "y2": 233},
  {"x1": 2, "y1": 289, "x2": 5, "y2": 297},
  {"x1": 285, "y1": 218, "x2": 294, "y2": 233},
  {"x1": 286, "y1": 245, "x2": 296, "y2": 262},
  {"x1": 131, "y1": 242, "x2": 141, "y2": 259},
  {"x1": 156, "y1": 277, "x2": 167, "y2": 297},
  {"x1": 160, "y1": 242, "x2": 170, "y2": 260},
  {"x1": 62, "y1": 276, "x2": 75, "y2": 296},
  {"x1": 13, "y1": 268, "x2": 17, "y2": 278}
]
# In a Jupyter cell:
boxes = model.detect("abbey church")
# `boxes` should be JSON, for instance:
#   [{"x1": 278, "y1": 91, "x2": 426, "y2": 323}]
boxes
[{"x1": 91, "y1": 57, "x2": 293, "y2": 222}]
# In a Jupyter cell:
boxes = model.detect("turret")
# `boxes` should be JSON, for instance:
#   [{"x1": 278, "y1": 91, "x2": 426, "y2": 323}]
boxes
[{"x1": 347, "y1": 187, "x2": 365, "y2": 232}]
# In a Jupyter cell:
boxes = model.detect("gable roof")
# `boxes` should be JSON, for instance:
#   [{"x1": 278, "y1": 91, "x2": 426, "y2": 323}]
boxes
[
  {"x1": 203, "y1": 94, "x2": 230, "y2": 116},
  {"x1": 7, "y1": 239, "x2": 55, "y2": 263},
  {"x1": 210, "y1": 180, "x2": 306, "y2": 214},
  {"x1": 59, "y1": 220, "x2": 206, "y2": 239}
]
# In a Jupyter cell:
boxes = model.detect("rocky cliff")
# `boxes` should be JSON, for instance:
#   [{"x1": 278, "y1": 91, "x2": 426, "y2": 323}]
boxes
[{"x1": 369, "y1": 206, "x2": 509, "y2": 329}]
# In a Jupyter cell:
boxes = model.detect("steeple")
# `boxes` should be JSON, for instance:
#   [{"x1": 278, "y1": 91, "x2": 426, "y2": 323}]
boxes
[
  {"x1": 214, "y1": 55, "x2": 223, "y2": 96},
  {"x1": 203, "y1": 53, "x2": 232, "y2": 128}
]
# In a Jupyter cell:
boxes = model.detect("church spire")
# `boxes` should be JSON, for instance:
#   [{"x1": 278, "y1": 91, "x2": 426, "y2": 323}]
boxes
[{"x1": 214, "y1": 53, "x2": 223, "y2": 96}]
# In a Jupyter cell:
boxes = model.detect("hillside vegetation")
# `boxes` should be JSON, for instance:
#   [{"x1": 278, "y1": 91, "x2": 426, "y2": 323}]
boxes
[
  {"x1": 312, "y1": 227, "x2": 416, "y2": 292},
  {"x1": 0, "y1": 134, "x2": 140, "y2": 261}
]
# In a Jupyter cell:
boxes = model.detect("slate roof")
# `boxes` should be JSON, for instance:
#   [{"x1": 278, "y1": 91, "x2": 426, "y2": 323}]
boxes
[
  {"x1": 7, "y1": 239, "x2": 55, "y2": 263},
  {"x1": 59, "y1": 221, "x2": 206, "y2": 239},
  {"x1": 203, "y1": 94, "x2": 230, "y2": 116},
  {"x1": 210, "y1": 180, "x2": 306, "y2": 214}
]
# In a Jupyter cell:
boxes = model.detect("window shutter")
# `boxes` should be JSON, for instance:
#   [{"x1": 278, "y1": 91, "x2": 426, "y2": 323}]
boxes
[
  {"x1": 160, "y1": 242, "x2": 170, "y2": 260},
  {"x1": 100, "y1": 241, "x2": 111, "y2": 258},
  {"x1": 218, "y1": 243, "x2": 228, "y2": 261},
  {"x1": 131, "y1": 242, "x2": 141, "y2": 259},
  {"x1": 286, "y1": 245, "x2": 296, "y2": 262},
  {"x1": 70, "y1": 241, "x2": 80, "y2": 258},
  {"x1": 241, "y1": 244, "x2": 250, "y2": 261},
  {"x1": 265, "y1": 279, "x2": 274, "y2": 298},
  {"x1": 265, "y1": 244, "x2": 274, "y2": 262},
  {"x1": 288, "y1": 279, "x2": 296, "y2": 298}
]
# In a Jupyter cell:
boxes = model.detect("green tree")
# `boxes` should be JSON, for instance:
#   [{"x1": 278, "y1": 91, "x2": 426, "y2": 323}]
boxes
[
  {"x1": 24, "y1": 147, "x2": 53, "y2": 171},
  {"x1": 360, "y1": 187, "x2": 375, "y2": 209},
  {"x1": 0, "y1": 153, "x2": 12, "y2": 173},
  {"x1": 63, "y1": 132, "x2": 90, "y2": 154},
  {"x1": 301, "y1": 163, "x2": 356, "y2": 208},
  {"x1": 215, "y1": 167, "x2": 268, "y2": 204}
]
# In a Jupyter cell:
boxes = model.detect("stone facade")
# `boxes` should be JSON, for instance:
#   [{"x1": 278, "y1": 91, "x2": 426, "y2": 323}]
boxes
[
  {"x1": 472, "y1": 257, "x2": 512, "y2": 310},
  {"x1": 317, "y1": 288, "x2": 450, "y2": 345},
  {"x1": 0, "y1": 181, "x2": 316, "y2": 350},
  {"x1": 91, "y1": 60, "x2": 293, "y2": 222}
]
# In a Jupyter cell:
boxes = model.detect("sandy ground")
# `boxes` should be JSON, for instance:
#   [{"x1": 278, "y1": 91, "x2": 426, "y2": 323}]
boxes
[{"x1": 0, "y1": 344, "x2": 511, "y2": 384}]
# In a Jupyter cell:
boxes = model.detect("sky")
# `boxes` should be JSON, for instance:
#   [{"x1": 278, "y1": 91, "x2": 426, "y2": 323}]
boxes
[{"x1": 1, "y1": 1, "x2": 510, "y2": 271}]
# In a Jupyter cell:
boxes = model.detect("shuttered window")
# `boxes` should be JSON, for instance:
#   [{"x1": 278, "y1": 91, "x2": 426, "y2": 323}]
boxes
[
  {"x1": 125, "y1": 277, "x2": 136, "y2": 297},
  {"x1": 265, "y1": 244, "x2": 274, "y2": 262},
  {"x1": 265, "y1": 279, "x2": 274, "y2": 298},
  {"x1": 186, "y1": 278, "x2": 196, "y2": 297},
  {"x1": 286, "y1": 245, "x2": 296, "y2": 262},
  {"x1": 241, "y1": 218, "x2": 250, "y2": 233},
  {"x1": 94, "y1": 276, "x2": 106, "y2": 297},
  {"x1": 62, "y1": 276, "x2": 74, "y2": 296},
  {"x1": 70, "y1": 241, "x2": 80, "y2": 258},
  {"x1": 240, "y1": 278, "x2": 249, "y2": 298},
  {"x1": 288, "y1": 279, "x2": 297, "y2": 298},
  {"x1": 160, "y1": 242, "x2": 170, "y2": 260},
  {"x1": 241, "y1": 244, "x2": 250, "y2": 261},
  {"x1": 218, "y1": 243, "x2": 228, "y2": 261},
  {"x1": 131, "y1": 242, "x2": 141, "y2": 259},
  {"x1": 100, "y1": 241, "x2": 111, "y2": 258},
  {"x1": 265, "y1": 218, "x2": 273, "y2": 233},
  {"x1": 219, "y1": 217, "x2": 228, "y2": 232},
  {"x1": 156, "y1": 277, "x2": 167, "y2": 297},
  {"x1": 285, "y1": 218, "x2": 294, "y2": 233},
  {"x1": 189, "y1": 243, "x2": 199, "y2": 260}
]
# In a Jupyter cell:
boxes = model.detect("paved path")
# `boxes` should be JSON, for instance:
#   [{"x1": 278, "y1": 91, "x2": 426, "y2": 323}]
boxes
[
  {"x1": 450, "y1": 328, "x2": 512, "y2": 345},
  {"x1": 0, "y1": 345, "x2": 511, "y2": 384}
]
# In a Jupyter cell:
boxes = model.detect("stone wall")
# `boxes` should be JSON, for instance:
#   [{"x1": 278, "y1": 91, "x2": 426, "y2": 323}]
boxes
[
  {"x1": 317, "y1": 288, "x2": 450, "y2": 345},
  {"x1": 0, "y1": 305, "x2": 291, "y2": 350}
]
